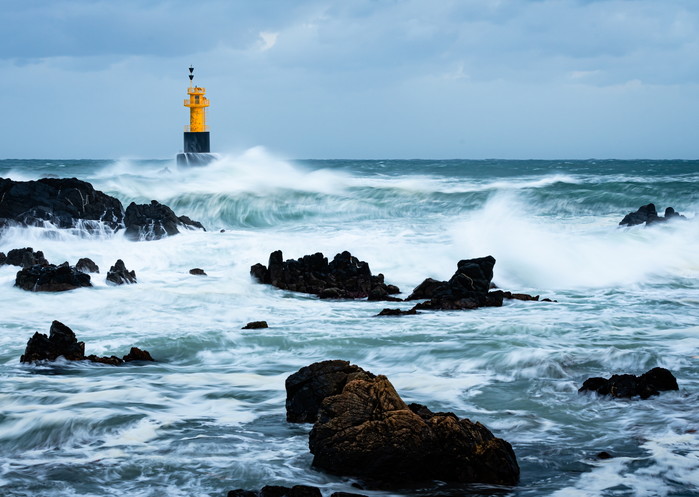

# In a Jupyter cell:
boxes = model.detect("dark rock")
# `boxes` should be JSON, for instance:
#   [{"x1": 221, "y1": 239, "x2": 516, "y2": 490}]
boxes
[
  {"x1": 189, "y1": 268, "x2": 207, "y2": 276},
  {"x1": 597, "y1": 451, "x2": 613, "y2": 459},
  {"x1": 106, "y1": 259, "x2": 137, "y2": 285},
  {"x1": 20, "y1": 321, "x2": 154, "y2": 365},
  {"x1": 406, "y1": 277, "x2": 446, "y2": 300},
  {"x1": 20, "y1": 320, "x2": 85, "y2": 362},
  {"x1": 0, "y1": 252, "x2": 5, "y2": 265},
  {"x1": 0, "y1": 177, "x2": 124, "y2": 230},
  {"x1": 308, "y1": 374, "x2": 520, "y2": 488},
  {"x1": 15, "y1": 262, "x2": 92, "y2": 292},
  {"x1": 76, "y1": 257, "x2": 99, "y2": 273},
  {"x1": 376, "y1": 307, "x2": 418, "y2": 316},
  {"x1": 123, "y1": 200, "x2": 205, "y2": 241},
  {"x1": 123, "y1": 347, "x2": 155, "y2": 362},
  {"x1": 579, "y1": 367, "x2": 679, "y2": 399},
  {"x1": 329, "y1": 493, "x2": 368, "y2": 497},
  {"x1": 227, "y1": 486, "x2": 323, "y2": 497},
  {"x1": 286, "y1": 360, "x2": 375, "y2": 423},
  {"x1": 250, "y1": 250, "x2": 400, "y2": 300},
  {"x1": 620, "y1": 203, "x2": 686, "y2": 226},
  {"x1": 5, "y1": 247, "x2": 49, "y2": 268},
  {"x1": 242, "y1": 321, "x2": 269, "y2": 329}
]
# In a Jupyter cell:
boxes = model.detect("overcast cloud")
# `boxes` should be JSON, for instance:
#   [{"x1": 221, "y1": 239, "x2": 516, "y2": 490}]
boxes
[{"x1": 1, "y1": 0, "x2": 698, "y2": 159}]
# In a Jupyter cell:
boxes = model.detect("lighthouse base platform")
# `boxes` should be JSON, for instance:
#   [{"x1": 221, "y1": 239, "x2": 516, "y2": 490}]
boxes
[{"x1": 176, "y1": 153, "x2": 218, "y2": 167}]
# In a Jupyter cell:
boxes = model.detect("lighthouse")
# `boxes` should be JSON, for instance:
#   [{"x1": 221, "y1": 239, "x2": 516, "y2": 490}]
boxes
[{"x1": 176, "y1": 66, "x2": 216, "y2": 166}]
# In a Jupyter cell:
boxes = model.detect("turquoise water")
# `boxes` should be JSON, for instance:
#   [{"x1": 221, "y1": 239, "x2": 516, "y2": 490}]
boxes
[{"x1": 0, "y1": 150, "x2": 698, "y2": 496}]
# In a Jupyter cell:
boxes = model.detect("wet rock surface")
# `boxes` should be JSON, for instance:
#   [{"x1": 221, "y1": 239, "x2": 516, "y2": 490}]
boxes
[
  {"x1": 3, "y1": 247, "x2": 49, "y2": 268},
  {"x1": 124, "y1": 200, "x2": 205, "y2": 241},
  {"x1": 20, "y1": 320, "x2": 154, "y2": 365},
  {"x1": 106, "y1": 259, "x2": 137, "y2": 285},
  {"x1": 286, "y1": 360, "x2": 375, "y2": 423},
  {"x1": 307, "y1": 373, "x2": 520, "y2": 488},
  {"x1": 619, "y1": 203, "x2": 686, "y2": 226},
  {"x1": 15, "y1": 262, "x2": 92, "y2": 292},
  {"x1": 227, "y1": 485, "x2": 358, "y2": 497},
  {"x1": 579, "y1": 367, "x2": 679, "y2": 399},
  {"x1": 251, "y1": 250, "x2": 400, "y2": 300},
  {"x1": 76, "y1": 257, "x2": 99, "y2": 273},
  {"x1": 242, "y1": 321, "x2": 268, "y2": 329}
]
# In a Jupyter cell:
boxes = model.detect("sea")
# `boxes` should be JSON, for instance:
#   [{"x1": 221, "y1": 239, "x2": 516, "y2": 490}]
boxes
[{"x1": 0, "y1": 149, "x2": 697, "y2": 497}]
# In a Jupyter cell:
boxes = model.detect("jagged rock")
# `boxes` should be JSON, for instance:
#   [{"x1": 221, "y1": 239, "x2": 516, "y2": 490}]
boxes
[
  {"x1": 405, "y1": 277, "x2": 445, "y2": 300},
  {"x1": 76, "y1": 257, "x2": 99, "y2": 273},
  {"x1": 189, "y1": 268, "x2": 207, "y2": 276},
  {"x1": 20, "y1": 321, "x2": 154, "y2": 365},
  {"x1": 242, "y1": 321, "x2": 268, "y2": 329},
  {"x1": 123, "y1": 200, "x2": 205, "y2": 241},
  {"x1": 250, "y1": 250, "x2": 400, "y2": 300},
  {"x1": 376, "y1": 307, "x2": 418, "y2": 316},
  {"x1": 0, "y1": 177, "x2": 124, "y2": 230},
  {"x1": 579, "y1": 367, "x2": 679, "y2": 399},
  {"x1": 286, "y1": 360, "x2": 375, "y2": 423},
  {"x1": 4, "y1": 247, "x2": 49, "y2": 268},
  {"x1": 619, "y1": 203, "x2": 686, "y2": 226},
  {"x1": 15, "y1": 262, "x2": 92, "y2": 292},
  {"x1": 106, "y1": 259, "x2": 136, "y2": 285},
  {"x1": 0, "y1": 252, "x2": 5, "y2": 265},
  {"x1": 227, "y1": 486, "x2": 324, "y2": 497},
  {"x1": 308, "y1": 374, "x2": 520, "y2": 488}
]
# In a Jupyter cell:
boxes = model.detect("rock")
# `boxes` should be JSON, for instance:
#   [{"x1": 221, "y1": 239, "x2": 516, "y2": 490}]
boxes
[
  {"x1": 619, "y1": 203, "x2": 686, "y2": 226},
  {"x1": 597, "y1": 451, "x2": 613, "y2": 459},
  {"x1": 123, "y1": 200, "x2": 205, "y2": 241},
  {"x1": 20, "y1": 320, "x2": 85, "y2": 362},
  {"x1": 579, "y1": 367, "x2": 679, "y2": 399},
  {"x1": 376, "y1": 307, "x2": 418, "y2": 316},
  {"x1": 15, "y1": 262, "x2": 92, "y2": 292},
  {"x1": 20, "y1": 321, "x2": 154, "y2": 365},
  {"x1": 4, "y1": 247, "x2": 49, "y2": 268},
  {"x1": 227, "y1": 486, "x2": 323, "y2": 497},
  {"x1": 286, "y1": 360, "x2": 375, "y2": 423},
  {"x1": 308, "y1": 374, "x2": 520, "y2": 488},
  {"x1": 405, "y1": 277, "x2": 445, "y2": 300},
  {"x1": 123, "y1": 347, "x2": 155, "y2": 362},
  {"x1": 250, "y1": 250, "x2": 400, "y2": 300},
  {"x1": 76, "y1": 257, "x2": 99, "y2": 273},
  {"x1": 106, "y1": 259, "x2": 137, "y2": 285},
  {"x1": 0, "y1": 252, "x2": 5, "y2": 265},
  {"x1": 189, "y1": 268, "x2": 207, "y2": 276},
  {"x1": 0, "y1": 177, "x2": 124, "y2": 230},
  {"x1": 242, "y1": 321, "x2": 268, "y2": 329}
]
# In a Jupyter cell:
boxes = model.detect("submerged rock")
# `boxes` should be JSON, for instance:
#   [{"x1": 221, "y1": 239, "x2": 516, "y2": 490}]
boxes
[
  {"x1": 579, "y1": 367, "x2": 678, "y2": 399},
  {"x1": 308, "y1": 373, "x2": 520, "y2": 488},
  {"x1": 286, "y1": 360, "x2": 375, "y2": 423},
  {"x1": 189, "y1": 268, "x2": 207, "y2": 276},
  {"x1": 20, "y1": 320, "x2": 154, "y2": 365},
  {"x1": 242, "y1": 321, "x2": 268, "y2": 330},
  {"x1": 250, "y1": 250, "x2": 400, "y2": 300},
  {"x1": 15, "y1": 262, "x2": 92, "y2": 292},
  {"x1": 124, "y1": 200, "x2": 205, "y2": 241},
  {"x1": 76, "y1": 257, "x2": 99, "y2": 273},
  {"x1": 0, "y1": 177, "x2": 123, "y2": 230},
  {"x1": 619, "y1": 203, "x2": 686, "y2": 226},
  {"x1": 106, "y1": 259, "x2": 137, "y2": 285},
  {"x1": 227, "y1": 485, "x2": 326, "y2": 497}
]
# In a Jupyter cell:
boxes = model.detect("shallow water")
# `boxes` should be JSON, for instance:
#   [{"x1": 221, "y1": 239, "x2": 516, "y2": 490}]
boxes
[{"x1": 0, "y1": 151, "x2": 698, "y2": 496}]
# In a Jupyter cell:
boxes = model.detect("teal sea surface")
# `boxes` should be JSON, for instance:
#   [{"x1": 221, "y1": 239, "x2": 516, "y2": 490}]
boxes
[{"x1": 0, "y1": 152, "x2": 698, "y2": 496}]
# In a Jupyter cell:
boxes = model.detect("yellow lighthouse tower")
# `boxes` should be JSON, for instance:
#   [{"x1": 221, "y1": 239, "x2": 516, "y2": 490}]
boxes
[{"x1": 177, "y1": 66, "x2": 215, "y2": 166}]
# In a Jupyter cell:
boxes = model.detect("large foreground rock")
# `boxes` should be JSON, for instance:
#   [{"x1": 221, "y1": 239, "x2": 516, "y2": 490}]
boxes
[
  {"x1": 619, "y1": 203, "x2": 686, "y2": 227},
  {"x1": 286, "y1": 360, "x2": 375, "y2": 423},
  {"x1": 124, "y1": 200, "x2": 205, "y2": 241},
  {"x1": 0, "y1": 177, "x2": 123, "y2": 230},
  {"x1": 579, "y1": 367, "x2": 678, "y2": 399},
  {"x1": 250, "y1": 250, "x2": 400, "y2": 300},
  {"x1": 20, "y1": 320, "x2": 154, "y2": 365},
  {"x1": 307, "y1": 373, "x2": 519, "y2": 488},
  {"x1": 15, "y1": 262, "x2": 92, "y2": 292}
]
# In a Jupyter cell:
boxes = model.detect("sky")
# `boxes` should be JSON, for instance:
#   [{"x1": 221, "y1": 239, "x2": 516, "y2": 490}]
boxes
[{"x1": 1, "y1": 0, "x2": 699, "y2": 159}]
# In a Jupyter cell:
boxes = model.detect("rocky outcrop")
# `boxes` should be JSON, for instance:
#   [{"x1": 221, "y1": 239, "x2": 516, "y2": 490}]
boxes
[
  {"x1": 15, "y1": 262, "x2": 92, "y2": 292},
  {"x1": 619, "y1": 203, "x2": 686, "y2": 226},
  {"x1": 579, "y1": 367, "x2": 678, "y2": 399},
  {"x1": 251, "y1": 250, "x2": 400, "y2": 300},
  {"x1": 286, "y1": 360, "x2": 375, "y2": 423},
  {"x1": 123, "y1": 200, "x2": 205, "y2": 241},
  {"x1": 242, "y1": 321, "x2": 268, "y2": 330},
  {"x1": 20, "y1": 320, "x2": 154, "y2": 365},
  {"x1": 3, "y1": 247, "x2": 49, "y2": 268},
  {"x1": 189, "y1": 268, "x2": 207, "y2": 276},
  {"x1": 106, "y1": 259, "x2": 136, "y2": 285},
  {"x1": 0, "y1": 177, "x2": 123, "y2": 230},
  {"x1": 308, "y1": 373, "x2": 520, "y2": 488},
  {"x1": 76, "y1": 257, "x2": 99, "y2": 273},
  {"x1": 228, "y1": 485, "x2": 362, "y2": 497}
]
